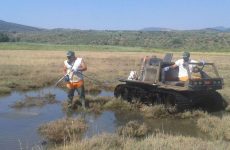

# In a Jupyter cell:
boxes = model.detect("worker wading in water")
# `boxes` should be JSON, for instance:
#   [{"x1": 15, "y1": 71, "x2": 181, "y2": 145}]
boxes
[{"x1": 64, "y1": 50, "x2": 87, "y2": 110}]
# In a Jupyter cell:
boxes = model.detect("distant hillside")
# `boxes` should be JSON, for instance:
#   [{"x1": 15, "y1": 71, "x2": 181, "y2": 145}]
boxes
[
  {"x1": 0, "y1": 20, "x2": 43, "y2": 32},
  {"x1": 141, "y1": 27, "x2": 173, "y2": 31},
  {"x1": 209, "y1": 26, "x2": 230, "y2": 32},
  {"x1": 1, "y1": 20, "x2": 230, "y2": 51},
  {"x1": 142, "y1": 26, "x2": 230, "y2": 32}
]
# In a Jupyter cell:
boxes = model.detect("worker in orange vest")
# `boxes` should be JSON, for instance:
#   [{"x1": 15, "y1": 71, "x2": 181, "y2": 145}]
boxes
[{"x1": 64, "y1": 50, "x2": 87, "y2": 110}]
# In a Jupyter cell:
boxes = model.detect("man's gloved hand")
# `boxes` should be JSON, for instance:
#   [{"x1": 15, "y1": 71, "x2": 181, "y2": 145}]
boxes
[
  {"x1": 163, "y1": 66, "x2": 170, "y2": 71},
  {"x1": 64, "y1": 75, "x2": 70, "y2": 82},
  {"x1": 200, "y1": 60, "x2": 205, "y2": 65},
  {"x1": 198, "y1": 60, "x2": 205, "y2": 66}
]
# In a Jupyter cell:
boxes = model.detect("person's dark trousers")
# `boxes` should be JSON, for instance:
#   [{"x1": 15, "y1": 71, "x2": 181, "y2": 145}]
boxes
[
  {"x1": 76, "y1": 85, "x2": 86, "y2": 109},
  {"x1": 67, "y1": 85, "x2": 87, "y2": 109},
  {"x1": 67, "y1": 88, "x2": 75, "y2": 108}
]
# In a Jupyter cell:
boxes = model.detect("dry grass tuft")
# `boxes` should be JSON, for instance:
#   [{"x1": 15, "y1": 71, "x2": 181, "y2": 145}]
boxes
[
  {"x1": 38, "y1": 117, "x2": 87, "y2": 143},
  {"x1": 62, "y1": 96, "x2": 140, "y2": 114},
  {"x1": 140, "y1": 105, "x2": 208, "y2": 119},
  {"x1": 0, "y1": 86, "x2": 11, "y2": 95},
  {"x1": 225, "y1": 105, "x2": 230, "y2": 112},
  {"x1": 62, "y1": 95, "x2": 111, "y2": 113},
  {"x1": 124, "y1": 132, "x2": 230, "y2": 150},
  {"x1": 52, "y1": 133, "x2": 126, "y2": 150},
  {"x1": 86, "y1": 95, "x2": 111, "y2": 113},
  {"x1": 51, "y1": 132, "x2": 230, "y2": 150},
  {"x1": 11, "y1": 93, "x2": 58, "y2": 108},
  {"x1": 103, "y1": 98, "x2": 133, "y2": 111},
  {"x1": 197, "y1": 115, "x2": 230, "y2": 140},
  {"x1": 175, "y1": 110, "x2": 208, "y2": 119},
  {"x1": 140, "y1": 105, "x2": 169, "y2": 119},
  {"x1": 117, "y1": 120, "x2": 149, "y2": 138}
]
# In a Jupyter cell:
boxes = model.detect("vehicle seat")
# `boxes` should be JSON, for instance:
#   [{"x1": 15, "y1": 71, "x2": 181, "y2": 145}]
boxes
[
  {"x1": 142, "y1": 66, "x2": 158, "y2": 83},
  {"x1": 164, "y1": 67, "x2": 179, "y2": 81},
  {"x1": 161, "y1": 67, "x2": 185, "y2": 86}
]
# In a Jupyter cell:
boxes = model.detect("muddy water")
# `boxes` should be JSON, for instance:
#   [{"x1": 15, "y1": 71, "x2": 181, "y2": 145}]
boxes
[{"x1": 0, "y1": 87, "x2": 206, "y2": 150}]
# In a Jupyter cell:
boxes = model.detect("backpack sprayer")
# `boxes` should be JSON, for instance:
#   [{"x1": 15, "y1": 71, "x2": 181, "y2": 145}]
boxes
[{"x1": 55, "y1": 71, "x2": 105, "y2": 87}]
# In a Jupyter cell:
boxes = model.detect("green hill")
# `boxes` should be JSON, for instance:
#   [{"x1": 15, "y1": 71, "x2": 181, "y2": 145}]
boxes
[
  {"x1": 0, "y1": 20, "x2": 43, "y2": 32},
  {"x1": 0, "y1": 20, "x2": 230, "y2": 52}
]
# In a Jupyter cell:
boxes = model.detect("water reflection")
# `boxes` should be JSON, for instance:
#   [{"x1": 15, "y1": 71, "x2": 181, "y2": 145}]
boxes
[
  {"x1": 0, "y1": 87, "x2": 114, "y2": 149},
  {"x1": 0, "y1": 86, "x2": 211, "y2": 149}
]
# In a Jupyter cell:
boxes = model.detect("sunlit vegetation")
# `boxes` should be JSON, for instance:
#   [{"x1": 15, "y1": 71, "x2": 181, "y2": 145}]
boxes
[
  {"x1": 50, "y1": 132, "x2": 230, "y2": 150},
  {"x1": 0, "y1": 50, "x2": 229, "y2": 108},
  {"x1": 117, "y1": 120, "x2": 149, "y2": 138},
  {"x1": 197, "y1": 115, "x2": 230, "y2": 141},
  {"x1": 38, "y1": 118, "x2": 87, "y2": 143}
]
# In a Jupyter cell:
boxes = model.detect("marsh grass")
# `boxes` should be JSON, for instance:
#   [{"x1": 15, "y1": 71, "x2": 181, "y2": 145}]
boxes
[
  {"x1": 51, "y1": 132, "x2": 230, "y2": 150},
  {"x1": 62, "y1": 96, "x2": 135, "y2": 113},
  {"x1": 62, "y1": 95, "x2": 112, "y2": 113},
  {"x1": 62, "y1": 96, "x2": 209, "y2": 119},
  {"x1": 52, "y1": 133, "x2": 126, "y2": 150},
  {"x1": 226, "y1": 105, "x2": 230, "y2": 112},
  {"x1": 0, "y1": 86, "x2": 11, "y2": 95},
  {"x1": 11, "y1": 93, "x2": 58, "y2": 108},
  {"x1": 117, "y1": 120, "x2": 149, "y2": 138},
  {"x1": 140, "y1": 105, "x2": 208, "y2": 119},
  {"x1": 38, "y1": 117, "x2": 87, "y2": 143},
  {"x1": 1, "y1": 49, "x2": 230, "y2": 149},
  {"x1": 102, "y1": 98, "x2": 133, "y2": 111},
  {"x1": 175, "y1": 110, "x2": 208, "y2": 119},
  {"x1": 197, "y1": 115, "x2": 230, "y2": 141},
  {"x1": 140, "y1": 105, "x2": 170, "y2": 119}
]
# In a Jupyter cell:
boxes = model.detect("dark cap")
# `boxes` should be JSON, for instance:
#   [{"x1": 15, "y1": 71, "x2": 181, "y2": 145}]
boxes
[
  {"x1": 66, "y1": 50, "x2": 75, "y2": 57},
  {"x1": 182, "y1": 51, "x2": 190, "y2": 58}
]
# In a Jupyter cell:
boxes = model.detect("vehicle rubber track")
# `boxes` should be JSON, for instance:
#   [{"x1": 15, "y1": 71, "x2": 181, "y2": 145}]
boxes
[
  {"x1": 185, "y1": 90, "x2": 227, "y2": 112},
  {"x1": 114, "y1": 84, "x2": 193, "y2": 112},
  {"x1": 156, "y1": 88, "x2": 192, "y2": 111}
]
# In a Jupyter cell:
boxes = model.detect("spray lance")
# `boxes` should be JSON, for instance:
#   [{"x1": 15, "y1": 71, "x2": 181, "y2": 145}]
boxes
[
  {"x1": 55, "y1": 71, "x2": 72, "y2": 87},
  {"x1": 55, "y1": 71, "x2": 103, "y2": 87},
  {"x1": 55, "y1": 70, "x2": 119, "y2": 87},
  {"x1": 54, "y1": 59, "x2": 120, "y2": 87}
]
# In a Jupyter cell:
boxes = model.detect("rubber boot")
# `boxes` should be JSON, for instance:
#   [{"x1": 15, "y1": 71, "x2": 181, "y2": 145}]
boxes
[
  {"x1": 81, "y1": 98, "x2": 86, "y2": 110},
  {"x1": 67, "y1": 88, "x2": 75, "y2": 109},
  {"x1": 77, "y1": 85, "x2": 86, "y2": 110},
  {"x1": 67, "y1": 97, "x2": 73, "y2": 109}
]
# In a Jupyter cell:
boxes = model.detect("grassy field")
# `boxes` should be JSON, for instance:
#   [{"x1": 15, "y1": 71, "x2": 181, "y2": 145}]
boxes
[
  {"x1": 0, "y1": 42, "x2": 161, "y2": 52},
  {"x1": 1, "y1": 46, "x2": 230, "y2": 149},
  {"x1": 0, "y1": 48, "x2": 229, "y2": 101},
  {"x1": 1, "y1": 42, "x2": 230, "y2": 52}
]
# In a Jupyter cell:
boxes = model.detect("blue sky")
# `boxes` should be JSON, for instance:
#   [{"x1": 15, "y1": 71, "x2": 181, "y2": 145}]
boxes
[{"x1": 0, "y1": 0, "x2": 229, "y2": 30}]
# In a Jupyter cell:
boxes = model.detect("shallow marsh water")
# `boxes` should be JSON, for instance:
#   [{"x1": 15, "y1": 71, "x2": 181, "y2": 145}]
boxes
[{"x1": 0, "y1": 87, "x2": 210, "y2": 150}]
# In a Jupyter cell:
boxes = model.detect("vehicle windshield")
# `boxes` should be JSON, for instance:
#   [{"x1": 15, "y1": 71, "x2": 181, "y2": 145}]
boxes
[{"x1": 189, "y1": 63, "x2": 219, "y2": 79}]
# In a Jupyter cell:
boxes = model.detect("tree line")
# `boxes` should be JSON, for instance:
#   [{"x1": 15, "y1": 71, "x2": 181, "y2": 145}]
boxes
[{"x1": 2, "y1": 30, "x2": 230, "y2": 51}]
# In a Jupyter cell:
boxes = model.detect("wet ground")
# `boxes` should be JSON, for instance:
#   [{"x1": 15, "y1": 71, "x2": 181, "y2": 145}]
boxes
[{"x1": 0, "y1": 87, "x2": 211, "y2": 150}]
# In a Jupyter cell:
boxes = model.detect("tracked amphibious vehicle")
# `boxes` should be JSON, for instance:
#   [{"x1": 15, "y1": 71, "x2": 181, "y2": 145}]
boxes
[{"x1": 114, "y1": 53, "x2": 226, "y2": 113}]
